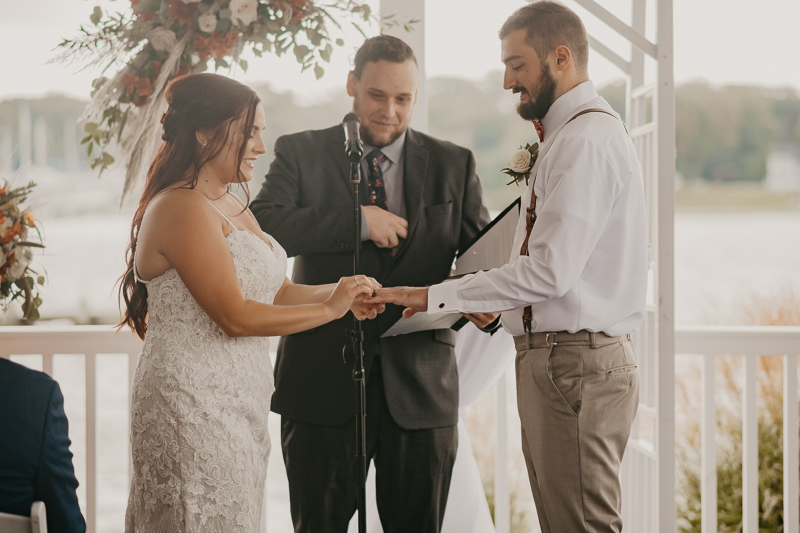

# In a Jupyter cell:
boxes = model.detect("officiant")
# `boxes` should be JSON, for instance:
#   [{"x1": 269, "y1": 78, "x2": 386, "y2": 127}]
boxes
[{"x1": 250, "y1": 35, "x2": 493, "y2": 533}]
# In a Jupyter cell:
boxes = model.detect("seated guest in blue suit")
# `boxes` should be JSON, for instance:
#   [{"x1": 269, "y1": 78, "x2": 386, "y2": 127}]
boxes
[{"x1": 0, "y1": 357, "x2": 86, "y2": 532}]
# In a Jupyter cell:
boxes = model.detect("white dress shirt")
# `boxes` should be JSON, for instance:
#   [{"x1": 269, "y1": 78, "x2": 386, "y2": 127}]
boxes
[{"x1": 427, "y1": 81, "x2": 649, "y2": 337}]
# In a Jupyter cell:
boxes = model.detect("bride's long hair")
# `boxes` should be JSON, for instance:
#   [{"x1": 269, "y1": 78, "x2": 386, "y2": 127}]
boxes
[{"x1": 118, "y1": 73, "x2": 260, "y2": 339}]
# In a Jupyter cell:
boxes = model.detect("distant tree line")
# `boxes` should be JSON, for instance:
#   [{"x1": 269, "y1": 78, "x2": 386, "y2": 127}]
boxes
[{"x1": 2, "y1": 77, "x2": 799, "y2": 209}]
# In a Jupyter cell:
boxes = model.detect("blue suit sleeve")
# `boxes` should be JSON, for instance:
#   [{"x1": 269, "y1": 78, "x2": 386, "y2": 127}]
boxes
[{"x1": 35, "y1": 382, "x2": 86, "y2": 533}]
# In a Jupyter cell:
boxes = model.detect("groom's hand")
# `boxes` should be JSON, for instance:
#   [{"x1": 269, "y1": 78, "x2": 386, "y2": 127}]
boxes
[{"x1": 370, "y1": 287, "x2": 429, "y2": 318}]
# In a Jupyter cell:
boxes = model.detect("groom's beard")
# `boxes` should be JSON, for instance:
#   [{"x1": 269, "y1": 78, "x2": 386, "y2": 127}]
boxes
[{"x1": 515, "y1": 65, "x2": 558, "y2": 121}]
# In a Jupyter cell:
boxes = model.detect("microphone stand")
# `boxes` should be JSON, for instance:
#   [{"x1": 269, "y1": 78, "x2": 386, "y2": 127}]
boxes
[{"x1": 348, "y1": 158, "x2": 368, "y2": 533}]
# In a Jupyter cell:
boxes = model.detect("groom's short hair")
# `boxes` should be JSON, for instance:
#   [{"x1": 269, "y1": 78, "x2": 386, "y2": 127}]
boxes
[
  {"x1": 500, "y1": 1, "x2": 590, "y2": 75},
  {"x1": 352, "y1": 35, "x2": 418, "y2": 80}
]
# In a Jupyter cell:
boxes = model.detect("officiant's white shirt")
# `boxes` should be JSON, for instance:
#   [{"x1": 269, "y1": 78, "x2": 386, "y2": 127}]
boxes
[{"x1": 428, "y1": 81, "x2": 649, "y2": 338}]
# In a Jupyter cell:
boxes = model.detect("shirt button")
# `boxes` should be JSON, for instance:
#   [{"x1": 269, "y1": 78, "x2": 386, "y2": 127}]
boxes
[{"x1": 439, "y1": 303, "x2": 445, "y2": 309}]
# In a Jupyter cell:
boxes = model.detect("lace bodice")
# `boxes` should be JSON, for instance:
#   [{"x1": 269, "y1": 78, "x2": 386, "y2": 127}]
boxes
[{"x1": 125, "y1": 229, "x2": 287, "y2": 533}]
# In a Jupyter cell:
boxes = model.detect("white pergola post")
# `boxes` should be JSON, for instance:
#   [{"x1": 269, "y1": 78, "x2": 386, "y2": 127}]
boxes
[{"x1": 380, "y1": 0, "x2": 428, "y2": 133}]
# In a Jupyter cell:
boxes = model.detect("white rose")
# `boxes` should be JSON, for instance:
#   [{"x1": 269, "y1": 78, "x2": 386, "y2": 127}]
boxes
[
  {"x1": 508, "y1": 148, "x2": 532, "y2": 173},
  {"x1": 229, "y1": 0, "x2": 258, "y2": 27},
  {"x1": 198, "y1": 12, "x2": 218, "y2": 33},
  {"x1": 6, "y1": 247, "x2": 32, "y2": 282},
  {"x1": 148, "y1": 27, "x2": 178, "y2": 53}
]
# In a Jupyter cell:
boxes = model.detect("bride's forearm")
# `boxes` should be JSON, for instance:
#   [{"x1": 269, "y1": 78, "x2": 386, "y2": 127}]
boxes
[
  {"x1": 219, "y1": 299, "x2": 336, "y2": 338},
  {"x1": 273, "y1": 282, "x2": 335, "y2": 306}
]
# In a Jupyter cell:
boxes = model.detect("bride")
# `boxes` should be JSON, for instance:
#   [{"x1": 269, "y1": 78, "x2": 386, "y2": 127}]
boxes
[{"x1": 119, "y1": 73, "x2": 381, "y2": 533}]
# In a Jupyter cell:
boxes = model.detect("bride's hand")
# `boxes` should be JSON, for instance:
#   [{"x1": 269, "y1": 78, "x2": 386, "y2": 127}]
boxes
[
  {"x1": 350, "y1": 277, "x2": 384, "y2": 321},
  {"x1": 324, "y1": 276, "x2": 379, "y2": 320}
]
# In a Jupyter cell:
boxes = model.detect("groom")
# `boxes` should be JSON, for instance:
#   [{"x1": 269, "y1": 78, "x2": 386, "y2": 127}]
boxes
[
  {"x1": 251, "y1": 35, "x2": 492, "y2": 532},
  {"x1": 372, "y1": 3, "x2": 648, "y2": 532}
]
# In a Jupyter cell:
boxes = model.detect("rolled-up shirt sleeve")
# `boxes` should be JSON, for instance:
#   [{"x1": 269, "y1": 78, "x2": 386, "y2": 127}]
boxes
[{"x1": 428, "y1": 134, "x2": 622, "y2": 315}]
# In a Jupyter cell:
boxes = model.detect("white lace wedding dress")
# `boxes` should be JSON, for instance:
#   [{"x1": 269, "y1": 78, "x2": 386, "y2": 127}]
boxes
[{"x1": 125, "y1": 221, "x2": 287, "y2": 533}]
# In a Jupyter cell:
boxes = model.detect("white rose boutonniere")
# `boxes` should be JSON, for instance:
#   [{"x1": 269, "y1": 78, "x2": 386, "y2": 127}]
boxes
[
  {"x1": 197, "y1": 12, "x2": 218, "y2": 33},
  {"x1": 501, "y1": 142, "x2": 540, "y2": 186},
  {"x1": 148, "y1": 27, "x2": 178, "y2": 53},
  {"x1": 229, "y1": 0, "x2": 259, "y2": 27}
]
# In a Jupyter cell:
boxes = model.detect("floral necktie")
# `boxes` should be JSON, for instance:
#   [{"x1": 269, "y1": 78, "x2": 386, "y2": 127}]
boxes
[
  {"x1": 366, "y1": 149, "x2": 389, "y2": 211},
  {"x1": 366, "y1": 149, "x2": 393, "y2": 259}
]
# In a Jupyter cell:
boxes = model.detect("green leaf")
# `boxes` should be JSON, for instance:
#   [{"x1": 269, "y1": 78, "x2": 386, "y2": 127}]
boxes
[
  {"x1": 214, "y1": 57, "x2": 229, "y2": 70},
  {"x1": 335, "y1": 38, "x2": 344, "y2": 46},
  {"x1": 310, "y1": 31, "x2": 323, "y2": 47},
  {"x1": 314, "y1": 63, "x2": 324, "y2": 80},
  {"x1": 361, "y1": 4, "x2": 371, "y2": 21},
  {"x1": 37, "y1": 276, "x2": 45, "y2": 285},
  {"x1": 84, "y1": 122, "x2": 98, "y2": 133},
  {"x1": 81, "y1": 135, "x2": 92, "y2": 145},
  {"x1": 194, "y1": 61, "x2": 208, "y2": 73},
  {"x1": 102, "y1": 152, "x2": 115, "y2": 167},
  {"x1": 217, "y1": 18, "x2": 231, "y2": 32},
  {"x1": 239, "y1": 59, "x2": 248, "y2": 71},
  {"x1": 218, "y1": 8, "x2": 232, "y2": 19},
  {"x1": 293, "y1": 44, "x2": 310, "y2": 61},
  {"x1": 319, "y1": 43, "x2": 332, "y2": 62},
  {"x1": 87, "y1": 142, "x2": 94, "y2": 157},
  {"x1": 90, "y1": 6, "x2": 102, "y2": 25}
]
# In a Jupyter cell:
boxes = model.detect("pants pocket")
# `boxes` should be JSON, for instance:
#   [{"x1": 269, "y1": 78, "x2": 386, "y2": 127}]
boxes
[{"x1": 545, "y1": 346, "x2": 582, "y2": 416}]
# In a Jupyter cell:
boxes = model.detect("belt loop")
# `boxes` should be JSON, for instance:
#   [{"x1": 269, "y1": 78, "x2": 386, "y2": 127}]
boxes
[
  {"x1": 627, "y1": 333, "x2": 632, "y2": 342},
  {"x1": 590, "y1": 332, "x2": 597, "y2": 349},
  {"x1": 526, "y1": 331, "x2": 533, "y2": 349}
]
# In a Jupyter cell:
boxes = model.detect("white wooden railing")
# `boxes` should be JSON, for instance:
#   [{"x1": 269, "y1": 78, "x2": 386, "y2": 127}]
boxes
[
  {"x1": 675, "y1": 326, "x2": 800, "y2": 533},
  {"x1": 2, "y1": 324, "x2": 799, "y2": 532},
  {"x1": 0, "y1": 325, "x2": 142, "y2": 533}
]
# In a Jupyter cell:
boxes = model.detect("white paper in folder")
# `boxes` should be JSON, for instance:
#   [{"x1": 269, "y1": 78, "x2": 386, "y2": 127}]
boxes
[{"x1": 381, "y1": 198, "x2": 521, "y2": 337}]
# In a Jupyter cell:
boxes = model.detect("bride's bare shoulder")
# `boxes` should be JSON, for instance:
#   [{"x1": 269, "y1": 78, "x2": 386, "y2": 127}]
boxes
[{"x1": 144, "y1": 188, "x2": 213, "y2": 227}]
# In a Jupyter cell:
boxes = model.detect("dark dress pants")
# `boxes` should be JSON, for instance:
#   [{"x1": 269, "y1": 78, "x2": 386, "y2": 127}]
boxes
[{"x1": 280, "y1": 357, "x2": 458, "y2": 533}]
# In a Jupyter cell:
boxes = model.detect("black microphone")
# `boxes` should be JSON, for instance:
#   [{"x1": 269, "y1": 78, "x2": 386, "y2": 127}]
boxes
[{"x1": 342, "y1": 112, "x2": 363, "y2": 162}]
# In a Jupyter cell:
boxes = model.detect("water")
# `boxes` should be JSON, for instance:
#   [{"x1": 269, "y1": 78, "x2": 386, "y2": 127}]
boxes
[{"x1": 6, "y1": 208, "x2": 800, "y2": 531}]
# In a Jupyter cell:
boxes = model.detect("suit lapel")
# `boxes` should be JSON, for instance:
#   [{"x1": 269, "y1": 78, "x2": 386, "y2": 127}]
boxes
[{"x1": 390, "y1": 129, "x2": 429, "y2": 264}]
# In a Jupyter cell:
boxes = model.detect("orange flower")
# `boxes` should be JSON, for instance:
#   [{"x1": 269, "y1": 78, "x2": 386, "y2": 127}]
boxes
[
  {"x1": 215, "y1": 32, "x2": 239, "y2": 58},
  {"x1": 141, "y1": 10, "x2": 157, "y2": 21},
  {"x1": 123, "y1": 74, "x2": 153, "y2": 106},
  {"x1": 193, "y1": 34, "x2": 214, "y2": 62},
  {"x1": 123, "y1": 74, "x2": 137, "y2": 95},
  {"x1": 175, "y1": 63, "x2": 190, "y2": 77},
  {"x1": 288, "y1": 0, "x2": 307, "y2": 7},
  {"x1": 23, "y1": 212, "x2": 35, "y2": 227},
  {"x1": 0, "y1": 187, "x2": 5, "y2": 197},
  {"x1": 167, "y1": 0, "x2": 198, "y2": 27}
]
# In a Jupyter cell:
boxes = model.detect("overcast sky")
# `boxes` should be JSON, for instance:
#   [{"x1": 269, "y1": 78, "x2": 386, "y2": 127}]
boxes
[{"x1": 1, "y1": 0, "x2": 799, "y2": 103}]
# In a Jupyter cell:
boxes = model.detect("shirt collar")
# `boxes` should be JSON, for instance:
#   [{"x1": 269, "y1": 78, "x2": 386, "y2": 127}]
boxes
[
  {"x1": 541, "y1": 80, "x2": 598, "y2": 142},
  {"x1": 362, "y1": 131, "x2": 407, "y2": 165}
]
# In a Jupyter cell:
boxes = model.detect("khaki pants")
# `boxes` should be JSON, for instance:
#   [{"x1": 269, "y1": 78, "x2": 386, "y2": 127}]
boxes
[{"x1": 514, "y1": 331, "x2": 639, "y2": 533}]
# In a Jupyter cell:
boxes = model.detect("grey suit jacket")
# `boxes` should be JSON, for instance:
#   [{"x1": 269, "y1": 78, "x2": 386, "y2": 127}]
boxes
[{"x1": 250, "y1": 125, "x2": 490, "y2": 429}]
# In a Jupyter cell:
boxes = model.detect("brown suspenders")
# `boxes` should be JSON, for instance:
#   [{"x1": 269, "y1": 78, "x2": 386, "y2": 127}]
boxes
[{"x1": 520, "y1": 108, "x2": 624, "y2": 333}]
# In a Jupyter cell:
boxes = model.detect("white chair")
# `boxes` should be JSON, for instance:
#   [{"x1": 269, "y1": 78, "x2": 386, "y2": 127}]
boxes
[{"x1": 0, "y1": 501, "x2": 48, "y2": 533}]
